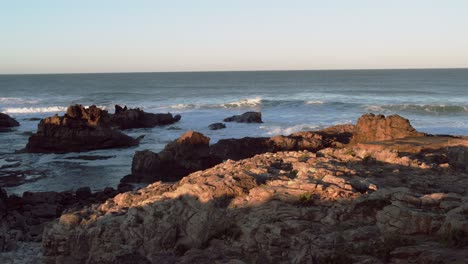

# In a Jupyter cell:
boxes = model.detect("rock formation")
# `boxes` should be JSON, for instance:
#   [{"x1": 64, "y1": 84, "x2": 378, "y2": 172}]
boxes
[
  {"x1": 223, "y1": 111, "x2": 263, "y2": 123},
  {"x1": 0, "y1": 113, "x2": 19, "y2": 128},
  {"x1": 42, "y1": 141, "x2": 468, "y2": 263},
  {"x1": 0, "y1": 186, "x2": 122, "y2": 254},
  {"x1": 110, "y1": 105, "x2": 181, "y2": 130},
  {"x1": 125, "y1": 126, "x2": 354, "y2": 184},
  {"x1": 352, "y1": 113, "x2": 425, "y2": 143},
  {"x1": 208, "y1": 123, "x2": 226, "y2": 130},
  {"x1": 25, "y1": 105, "x2": 139, "y2": 153},
  {"x1": 122, "y1": 131, "x2": 219, "y2": 183}
]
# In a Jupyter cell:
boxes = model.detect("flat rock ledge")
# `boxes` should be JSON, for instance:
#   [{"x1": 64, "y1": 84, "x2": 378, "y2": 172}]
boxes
[{"x1": 43, "y1": 142, "x2": 468, "y2": 263}]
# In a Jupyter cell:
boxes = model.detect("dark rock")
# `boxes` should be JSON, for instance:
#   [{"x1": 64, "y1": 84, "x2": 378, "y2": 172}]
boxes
[
  {"x1": 0, "y1": 187, "x2": 7, "y2": 216},
  {"x1": 223, "y1": 112, "x2": 262, "y2": 123},
  {"x1": 23, "y1": 117, "x2": 41, "y2": 121},
  {"x1": 124, "y1": 131, "x2": 219, "y2": 183},
  {"x1": 352, "y1": 113, "x2": 425, "y2": 144},
  {"x1": 25, "y1": 105, "x2": 139, "y2": 153},
  {"x1": 117, "y1": 182, "x2": 134, "y2": 193},
  {"x1": 75, "y1": 187, "x2": 92, "y2": 200},
  {"x1": 210, "y1": 137, "x2": 272, "y2": 161},
  {"x1": 110, "y1": 105, "x2": 180, "y2": 129},
  {"x1": 0, "y1": 113, "x2": 19, "y2": 127},
  {"x1": 208, "y1": 123, "x2": 226, "y2": 130}
]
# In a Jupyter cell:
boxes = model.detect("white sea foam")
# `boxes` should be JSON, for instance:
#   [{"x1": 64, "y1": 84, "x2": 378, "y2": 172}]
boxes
[
  {"x1": 305, "y1": 100, "x2": 324, "y2": 105},
  {"x1": 2, "y1": 105, "x2": 108, "y2": 114},
  {"x1": 365, "y1": 105, "x2": 385, "y2": 112},
  {"x1": 218, "y1": 97, "x2": 263, "y2": 108},
  {"x1": 261, "y1": 124, "x2": 318, "y2": 136},
  {"x1": 3, "y1": 106, "x2": 68, "y2": 114}
]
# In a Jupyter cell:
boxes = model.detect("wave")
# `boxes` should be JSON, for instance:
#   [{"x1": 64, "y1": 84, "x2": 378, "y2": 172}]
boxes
[
  {"x1": 3, "y1": 106, "x2": 68, "y2": 114},
  {"x1": 261, "y1": 124, "x2": 319, "y2": 136},
  {"x1": 161, "y1": 98, "x2": 326, "y2": 110},
  {"x1": 365, "y1": 104, "x2": 468, "y2": 114},
  {"x1": 2, "y1": 105, "x2": 108, "y2": 114},
  {"x1": 305, "y1": 100, "x2": 324, "y2": 105},
  {"x1": 218, "y1": 98, "x2": 263, "y2": 108},
  {"x1": 0, "y1": 97, "x2": 41, "y2": 104}
]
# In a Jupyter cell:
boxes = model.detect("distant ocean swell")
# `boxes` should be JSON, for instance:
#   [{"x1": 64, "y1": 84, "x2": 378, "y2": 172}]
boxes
[
  {"x1": 3, "y1": 97, "x2": 468, "y2": 116},
  {"x1": 365, "y1": 104, "x2": 468, "y2": 114}
]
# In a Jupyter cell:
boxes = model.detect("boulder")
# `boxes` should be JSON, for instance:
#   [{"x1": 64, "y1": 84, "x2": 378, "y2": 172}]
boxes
[
  {"x1": 223, "y1": 111, "x2": 262, "y2": 123},
  {"x1": 123, "y1": 131, "x2": 219, "y2": 183},
  {"x1": 25, "y1": 105, "x2": 139, "y2": 153},
  {"x1": 110, "y1": 105, "x2": 181, "y2": 129},
  {"x1": 0, "y1": 113, "x2": 19, "y2": 128},
  {"x1": 352, "y1": 113, "x2": 425, "y2": 144},
  {"x1": 210, "y1": 137, "x2": 273, "y2": 161},
  {"x1": 208, "y1": 123, "x2": 226, "y2": 130}
]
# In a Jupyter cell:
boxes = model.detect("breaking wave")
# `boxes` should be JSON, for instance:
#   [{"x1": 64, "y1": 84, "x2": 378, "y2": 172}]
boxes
[
  {"x1": 2, "y1": 105, "x2": 108, "y2": 114},
  {"x1": 3, "y1": 106, "x2": 68, "y2": 114},
  {"x1": 163, "y1": 98, "x2": 325, "y2": 110}
]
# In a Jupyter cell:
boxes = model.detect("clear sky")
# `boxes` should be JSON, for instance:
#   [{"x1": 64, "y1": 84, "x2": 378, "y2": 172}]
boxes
[{"x1": 1, "y1": 0, "x2": 467, "y2": 74}]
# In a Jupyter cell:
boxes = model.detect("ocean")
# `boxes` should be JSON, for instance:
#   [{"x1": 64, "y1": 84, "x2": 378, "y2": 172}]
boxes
[{"x1": 1, "y1": 69, "x2": 467, "y2": 194}]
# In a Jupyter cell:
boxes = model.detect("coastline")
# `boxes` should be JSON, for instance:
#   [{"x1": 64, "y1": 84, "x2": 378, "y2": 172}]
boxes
[{"x1": 1, "y1": 111, "x2": 467, "y2": 263}]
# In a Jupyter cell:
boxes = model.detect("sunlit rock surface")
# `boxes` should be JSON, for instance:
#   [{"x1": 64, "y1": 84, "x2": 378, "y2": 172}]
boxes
[{"x1": 43, "y1": 140, "x2": 468, "y2": 263}]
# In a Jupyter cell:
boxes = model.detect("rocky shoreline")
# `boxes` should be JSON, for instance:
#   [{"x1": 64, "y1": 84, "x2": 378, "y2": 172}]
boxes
[{"x1": 1, "y1": 110, "x2": 467, "y2": 263}]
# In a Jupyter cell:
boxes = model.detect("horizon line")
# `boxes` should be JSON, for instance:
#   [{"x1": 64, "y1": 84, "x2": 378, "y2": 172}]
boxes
[{"x1": 1, "y1": 66, "x2": 467, "y2": 76}]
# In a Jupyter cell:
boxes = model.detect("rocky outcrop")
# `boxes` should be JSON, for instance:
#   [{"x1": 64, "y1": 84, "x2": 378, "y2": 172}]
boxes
[
  {"x1": 0, "y1": 186, "x2": 123, "y2": 254},
  {"x1": 223, "y1": 111, "x2": 262, "y2": 123},
  {"x1": 208, "y1": 123, "x2": 226, "y2": 130},
  {"x1": 110, "y1": 105, "x2": 181, "y2": 130},
  {"x1": 352, "y1": 113, "x2": 425, "y2": 143},
  {"x1": 42, "y1": 141, "x2": 468, "y2": 264},
  {"x1": 122, "y1": 131, "x2": 219, "y2": 183},
  {"x1": 0, "y1": 113, "x2": 19, "y2": 128},
  {"x1": 25, "y1": 105, "x2": 139, "y2": 153},
  {"x1": 125, "y1": 127, "x2": 354, "y2": 184}
]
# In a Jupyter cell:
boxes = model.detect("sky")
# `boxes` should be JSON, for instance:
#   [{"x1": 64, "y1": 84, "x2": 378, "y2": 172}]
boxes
[{"x1": 1, "y1": 0, "x2": 467, "y2": 74}]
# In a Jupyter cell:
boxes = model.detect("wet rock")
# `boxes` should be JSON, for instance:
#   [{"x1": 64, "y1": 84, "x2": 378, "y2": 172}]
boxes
[
  {"x1": 352, "y1": 113, "x2": 425, "y2": 143},
  {"x1": 208, "y1": 123, "x2": 226, "y2": 130},
  {"x1": 25, "y1": 105, "x2": 139, "y2": 153},
  {"x1": 223, "y1": 111, "x2": 262, "y2": 123},
  {"x1": 0, "y1": 113, "x2": 19, "y2": 128},
  {"x1": 110, "y1": 105, "x2": 181, "y2": 129}
]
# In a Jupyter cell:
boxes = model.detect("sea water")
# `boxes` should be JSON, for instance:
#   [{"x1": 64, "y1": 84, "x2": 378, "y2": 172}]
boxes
[{"x1": 1, "y1": 69, "x2": 467, "y2": 194}]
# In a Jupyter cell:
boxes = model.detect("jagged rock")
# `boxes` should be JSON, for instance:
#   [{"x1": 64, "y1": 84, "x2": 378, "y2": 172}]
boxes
[
  {"x1": 25, "y1": 105, "x2": 139, "y2": 153},
  {"x1": 0, "y1": 113, "x2": 19, "y2": 128},
  {"x1": 223, "y1": 111, "x2": 263, "y2": 123},
  {"x1": 42, "y1": 144, "x2": 468, "y2": 264},
  {"x1": 210, "y1": 137, "x2": 273, "y2": 161},
  {"x1": 0, "y1": 186, "x2": 127, "y2": 253},
  {"x1": 208, "y1": 123, "x2": 226, "y2": 130},
  {"x1": 352, "y1": 113, "x2": 425, "y2": 144},
  {"x1": 110, "y1": 105, "x2": 181, "y2": 130},
  {"x1": 122, "y1": 131, "x2": 219, "y2": 183},
  {"x1": 126, "y1": 127, "x2": 355, "y2": 183}
]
